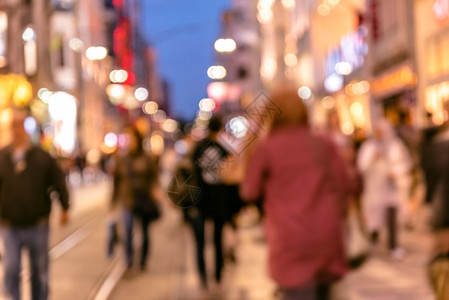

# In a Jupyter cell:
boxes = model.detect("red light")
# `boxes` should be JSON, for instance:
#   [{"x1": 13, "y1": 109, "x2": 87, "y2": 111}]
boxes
[
  {"x1": 124, "y1": 71, "x2": 135, "y2": 85},
  {"x1": 113, "y1": 0, "x2": 124, "y2": 8}
]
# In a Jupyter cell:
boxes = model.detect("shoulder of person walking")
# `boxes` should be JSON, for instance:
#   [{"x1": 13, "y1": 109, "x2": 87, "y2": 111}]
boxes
[{"x1": 0, "y1": 145, "x2": 70, "y2": 227}]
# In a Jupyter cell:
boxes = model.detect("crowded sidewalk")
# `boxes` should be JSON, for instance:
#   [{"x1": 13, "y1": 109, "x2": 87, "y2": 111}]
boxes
[{"x1": 109, "y1": 200, "x2": 435, "y2": 300}]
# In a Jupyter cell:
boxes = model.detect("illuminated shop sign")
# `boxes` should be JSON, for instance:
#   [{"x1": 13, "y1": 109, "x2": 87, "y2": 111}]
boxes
[
  {"x1": 324, "y1": 27, "x2": 368, "y2": 93},
  {"x1": 371, "y1": 66, "x2": 417, "y2": 96},
  {"x1": 324, "y1": 27, "x2": 368, "y2": 78}
]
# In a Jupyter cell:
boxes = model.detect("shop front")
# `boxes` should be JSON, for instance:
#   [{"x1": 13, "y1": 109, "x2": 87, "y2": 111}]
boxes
[
  {"x1": 315, "y1": 25, "x2": 371, "y2": 136},
  {"x1": 370, "y1": 65, "x2": 418, "y2": 124},
  {"x1": 414, "y1": 0, "x2": 449, "y2": 126}
]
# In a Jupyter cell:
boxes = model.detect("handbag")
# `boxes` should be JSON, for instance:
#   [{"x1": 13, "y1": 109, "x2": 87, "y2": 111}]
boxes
[{"x1": 133, "y1": 188, "x2": 161, "y2": 220}]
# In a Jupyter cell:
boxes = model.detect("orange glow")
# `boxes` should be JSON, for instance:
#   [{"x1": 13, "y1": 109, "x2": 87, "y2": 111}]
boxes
[{"x1": 371, "y1": 67, "x2": 417, "y2": 96}]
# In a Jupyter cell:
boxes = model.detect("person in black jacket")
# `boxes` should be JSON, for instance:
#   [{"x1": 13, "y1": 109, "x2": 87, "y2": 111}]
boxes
[
  {"x1": 421, "y1": 103, "x2": 449, "y2": 297},
  {"x1": 0, "y1": 110, "x2": 69, "y2": 300},
  {"x1": 190, "y1": 115, "x2": 228, "y2": 288}
]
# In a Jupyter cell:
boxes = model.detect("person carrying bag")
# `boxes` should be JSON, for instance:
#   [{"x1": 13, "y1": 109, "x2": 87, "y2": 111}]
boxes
[{"x1": 110, "y1": 126, "x2": 161, "y2": 271}]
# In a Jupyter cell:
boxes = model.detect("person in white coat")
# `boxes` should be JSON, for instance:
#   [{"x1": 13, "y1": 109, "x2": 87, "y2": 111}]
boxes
[{"x1": 357, "y1": 119, "x2": 412, "y2": 259}]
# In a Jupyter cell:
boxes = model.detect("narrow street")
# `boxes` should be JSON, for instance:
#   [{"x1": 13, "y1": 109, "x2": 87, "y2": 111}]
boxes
[{"x1": 0, "y1": 178, "x2": 433, "y2": 300}]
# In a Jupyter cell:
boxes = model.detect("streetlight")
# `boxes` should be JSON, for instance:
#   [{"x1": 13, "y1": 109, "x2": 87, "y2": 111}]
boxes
[
  {"x1": 214, "y1": 38, "x2": 237, "y2": 53},
  {"x1": 109, "y1": 69, "x2": 128, "y2": 83},
  {"x1": 85, "y1": 46, "x2": 108, "y2": 61},
  {"x1": 207, "y1": 65, "x2": 227, "y2": 80}
]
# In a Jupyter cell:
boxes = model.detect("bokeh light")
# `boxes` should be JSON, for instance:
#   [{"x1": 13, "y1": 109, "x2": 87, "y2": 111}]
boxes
[
  {"x1": 199, "y1": 98, "x2": 216, "y2": 112},
  {"x1": 298, "y1": 86, "x2": 312, "y2": 100},
  {"x1": 207, "y1": 65, "x2": 227, "y2": 80},
  {"x1": 143, "y1": 101, "x2": 159, "y2": 115},
  {"x1": 134, "y1": 87, "x2": 149, "y2": 101}
]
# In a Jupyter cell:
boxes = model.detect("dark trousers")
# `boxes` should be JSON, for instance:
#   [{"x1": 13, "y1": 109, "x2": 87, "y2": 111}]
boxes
[
  {"x1": 1, "y1": 222, "x2": 49, "y2": 300},
  {"x1": 370, "y1": 206, "x2": 398, "y2": 250},
  {"x1": 280, "y1": 284, "x2": 331, "y2": 300},
  {"x1": 122, "y1": 209, "x2": 151, "y2": 268},
  {"x1": 188, "y1": 212, "x2": 225, "y2": 285}
]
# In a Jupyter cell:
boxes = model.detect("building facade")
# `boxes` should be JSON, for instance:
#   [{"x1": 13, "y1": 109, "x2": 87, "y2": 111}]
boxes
[{"x1": 414, "y1": 0, "x2": 449, "y2": 126}]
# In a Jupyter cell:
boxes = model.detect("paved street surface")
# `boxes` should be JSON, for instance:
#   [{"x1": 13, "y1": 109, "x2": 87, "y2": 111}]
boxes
[{"x1": 0, "y1": 179, "x2": 436, "y2": 300}]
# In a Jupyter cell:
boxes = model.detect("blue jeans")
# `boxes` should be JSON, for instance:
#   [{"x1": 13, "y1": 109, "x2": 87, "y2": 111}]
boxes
[
  {"x1": 122, "y1": 210, "x2": 151, "y2": 269},
  {"x1": 1, "y1": 222, "x2": 49, "y2": 300}
]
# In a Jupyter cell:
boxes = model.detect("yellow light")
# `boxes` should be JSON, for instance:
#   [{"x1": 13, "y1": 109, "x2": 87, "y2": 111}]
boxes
[
  {"x1": 24, "y1": 40, "x2": 37, "y2": 76},
  {"x1": 260, "y1": 58, "x2": 277, "y2": 79},
  {"x1": 150, "y1": 131, "x2": 164, "y2": 156},
  {"x1": 161, "y1": 119, "x2": 178, "y2": 133},
  {"x1": 12, "y1": 78, "x2": 33, "y2": 108},
  {"x1": 109, "y1": 69, "x2": 128, "y2": 83},
  {"x1": 69, "y1": 38, "x2": 84, "y2": 53},
  {"x1": 342, "y1": 121, "x2": 354, "y2": 135},
  {"x1": 322, "y1": 96, "x2": 335, "y2": 109},
  {"x1": 258, "y1": 9, "x2": 273, "y2": 24},
  {"x1": 40, "y1": 91, "x2": 53, "y2": 104},
  {"x1": 0, "y1": 108, "x2": 12, "y2": 125},
  {"x1": 151, "y1": 110, "x2": 166, "y2": 123},
  {"x1": 106, "y1": 84, "x2": 126, "y2": 102},
  {"x1": 86, "y1": 149, "x2": 101, "y2": 165},
  {"x1": 281, "y1": 0, "x2": 295, "y2": 8},
  {"x1": 327, "y1": 0, "x2": 340, "y2": 5},
  {"x1": 350, "y1": 102, "x2": 364, "y2": 116},
  {"x1": 284, "y1": 53, "x2": 298, "y2": 67},
  {"x1": 198, "y1": 110, "x2": 212, "y2": 121},
  {"x1": 142, "y1": 101, "x2": 158, "y2": 115},
  {"x1": 101, "y1": 143, "x2": 117, "y2": 155},
  {"x1": 318, "y1": 3, "x2": 331, "y2": 16}
]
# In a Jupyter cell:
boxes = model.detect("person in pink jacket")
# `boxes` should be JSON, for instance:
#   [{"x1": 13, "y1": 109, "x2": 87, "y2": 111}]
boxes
[{"x1": 241, "y1": 88, "x2": 351, "y2": 300}]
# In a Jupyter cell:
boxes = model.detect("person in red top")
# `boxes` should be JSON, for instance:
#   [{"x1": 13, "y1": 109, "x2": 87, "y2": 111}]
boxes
[{"x1": 241, "y1": 88, "x2": 351, "y2": 300}]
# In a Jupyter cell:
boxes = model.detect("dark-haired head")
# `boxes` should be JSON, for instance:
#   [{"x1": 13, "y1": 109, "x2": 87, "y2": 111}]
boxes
[
  {"x1": 270, "y1": 86, "x2": 309, "y2": 131},
  {"x1": 208, "y1": 115, "x2": 223, "y2": 134},
  {"x1": 123, "y1": 125, "x2": 144, "y2": 155}
]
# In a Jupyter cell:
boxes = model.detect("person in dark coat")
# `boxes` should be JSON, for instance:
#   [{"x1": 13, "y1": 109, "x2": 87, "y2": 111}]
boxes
[
  {"x1": 421, "y1": 103, "x2": 449, "y2": 297},
  {"x1": 0, "y1": 110, "x2": 69, "y2": 300},
  {"x1": 190, "y1": 116, "x2": 228, "y2": 287}
]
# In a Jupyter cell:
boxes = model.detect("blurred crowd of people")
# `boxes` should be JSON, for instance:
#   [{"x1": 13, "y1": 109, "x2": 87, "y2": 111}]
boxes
[{"x1": 2, "y1": 86, "x2": 449, "y2": 300}]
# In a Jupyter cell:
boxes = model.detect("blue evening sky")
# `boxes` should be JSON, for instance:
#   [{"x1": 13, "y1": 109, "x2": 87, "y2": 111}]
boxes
[{"x1": 139, "y1": 0, "x2": 229, "y2": 121}]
